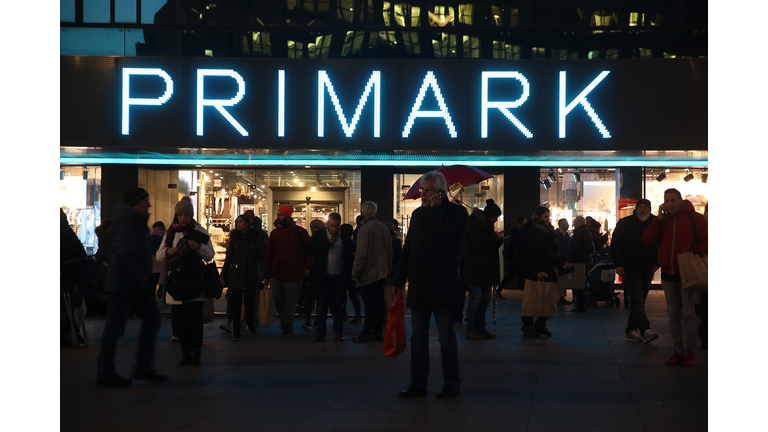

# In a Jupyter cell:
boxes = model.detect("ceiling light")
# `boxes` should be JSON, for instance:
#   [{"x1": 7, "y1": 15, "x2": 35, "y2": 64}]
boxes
[
  {"x1": 547, "y1": 171, "x2": 556, "y2": 183},
  {"x1": 540, "y1": 179, "x2": 551, "y2": 189},
  {"x1": 683, "y1": 173, "x2": 694, "y2": 182},
  {"x1": 665, "y1": 169, "x2": 670, "y2": 173},
  {"x1": 294, "y1": 178, "x2": 299, "y2": 183},
  {"x1": 656, "y1": 173, "x2": 667, "y2": 182}
]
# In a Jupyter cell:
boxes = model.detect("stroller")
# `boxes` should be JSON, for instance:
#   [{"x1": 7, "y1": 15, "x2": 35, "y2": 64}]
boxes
[{"x1": 586, "y1": 248, "x2": 621, "y2": 308}]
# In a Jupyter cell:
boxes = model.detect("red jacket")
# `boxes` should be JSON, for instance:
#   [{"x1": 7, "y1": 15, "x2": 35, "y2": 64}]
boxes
[
  {"x1": 641, "y1": 200, "x2": 708, "y2": 275},
  {"x1": 265, "y1": 220, "x2": 313, "y2": 281}
]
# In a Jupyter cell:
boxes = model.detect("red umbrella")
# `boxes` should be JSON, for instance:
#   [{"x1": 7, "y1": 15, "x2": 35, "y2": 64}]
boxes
[{"x1": 403, "y1": 165, "x2": 496, "y2": 200}]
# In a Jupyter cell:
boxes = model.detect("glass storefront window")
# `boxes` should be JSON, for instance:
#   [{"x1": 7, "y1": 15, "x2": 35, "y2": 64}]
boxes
[
  {"x1": 644, "y1": 168, "x2": 708, "y2": 215},
  {"x1": 540, "y1": 168, "x2": 617, "y2": 232},
  {"x1": 60, "y1": 166, "x2": 101, "y2": 255}
]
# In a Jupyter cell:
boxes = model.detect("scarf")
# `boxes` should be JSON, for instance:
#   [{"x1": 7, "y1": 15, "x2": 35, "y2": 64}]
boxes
[
  {"x1": 164, "y1": 219, "x2": 198, "y2": 272},
  {"x1": 165, "y1": 219, "x2": 197, "y2": 247}
]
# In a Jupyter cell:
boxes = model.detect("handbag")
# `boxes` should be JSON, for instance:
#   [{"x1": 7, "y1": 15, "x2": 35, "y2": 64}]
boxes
[
  {"x1": 383, "y1": 295, "x2": 406, "y2": 359},
  {"x1": 202, "y1": 261, "x2": 223, "y2": 299},
  {"x1": 521, "y1": 279, "x2": 560, "y2": 318},
  {"x1": 165, "y1": 269, "x2": 203, "y2": 301},
  {"x1": 258, "y1": 287, "x2": 277, "y2": 327}
]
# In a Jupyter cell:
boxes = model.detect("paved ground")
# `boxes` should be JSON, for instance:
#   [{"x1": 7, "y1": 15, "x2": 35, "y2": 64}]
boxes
[{"x1": 60, "y1": 289, "x2": 707, "y2": 432}]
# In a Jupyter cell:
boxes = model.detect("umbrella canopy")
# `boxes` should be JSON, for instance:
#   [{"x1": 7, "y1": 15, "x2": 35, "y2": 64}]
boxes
[{"x1": 403, "y1": 165, "x2": 497, "y2": 200}]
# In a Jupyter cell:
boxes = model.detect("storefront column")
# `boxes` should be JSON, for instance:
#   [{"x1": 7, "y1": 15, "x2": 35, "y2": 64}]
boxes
[
  {"x1": 618, "y1": 166, "x2": 643, "y2": 201},
  {"x1": 361, "y1": 166, "x2": 395, "y2": 222},
  {"x1": 101, "y1": 165, "x2": 140, "y2": 221},
  {"x1": 502, "y1": 166, "x2": 540, "y2": 233}
]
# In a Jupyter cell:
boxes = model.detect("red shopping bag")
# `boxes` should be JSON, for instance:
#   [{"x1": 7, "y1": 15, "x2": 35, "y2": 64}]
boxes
[{"x1": 383, "y1": 295, "x2": 406, "y2": 358}]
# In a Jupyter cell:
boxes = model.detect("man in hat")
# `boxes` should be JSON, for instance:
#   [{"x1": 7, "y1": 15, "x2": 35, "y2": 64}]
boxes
[
  {"x1": 265, "y1": 205, "x2": 313, "y2": 334},
  {"x1": 612, "y1": 199, "x2": 660, "y2": 343},
  {"x1": 96, "y1": 188, "x2": 166, "y2": 388}
]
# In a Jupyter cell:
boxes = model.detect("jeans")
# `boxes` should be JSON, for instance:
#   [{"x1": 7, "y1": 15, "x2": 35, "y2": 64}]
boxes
[
  {"x1": 662, "y1": 279, "x2": 698, "y2": 356},
  {"x1": 359, "y1": 279, "x2": 386, "y2": 337},
  {"x1": 410, "y1": 307, "x2": 460, "y2": 388},
  {"x1": 271, "y1": 279, "x2": 302, "y2": 331},
  {"x1": 456, "y1": 282, "x2": 469, "y2": 321},
  {"x1": 176, "y1": 301, "x2": 204, "y2": 354},
  {"x1": 97, "y1": 287, "x2": 161, "y2": 378},
  {"x1": 315, "y1": 275, "x2": 345, "y2": 336},
  {"x1": 227, "y1": 289, "x2": 257, "y2": 337},
  {"x1": 466, "y1": 284, "x2": 491, "y2": 334},
  {"x1": 623, "y1": 268, "x2": 654, "y2": 333}
]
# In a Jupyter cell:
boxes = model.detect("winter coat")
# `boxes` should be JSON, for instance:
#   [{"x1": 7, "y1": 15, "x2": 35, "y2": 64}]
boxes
[
  {"x1": 104, "y1": 203, "x2": 153, "y2": 293},
  {"x1": 642, "y1": 200, "x2": 708, "y2": 276},
  {"x1": 352, "y1": 219, "x2": 393, "y2": 287},
  {"x1": 265, "y1": 219, "x2": 313, "y2": 281},
  {"x1": 308, "y1": 228, "x2": 355, "y2": 300},
  {"x1": 391, "y1": 237, "x2": 402, "y2": 279},
  {"x1": 461, "y1": 209, "x2": 503, "y2": 285},
  {"x1": 521, "y1": 218, "x2": 564, "y2": 283},
  {"x1": 568, "y1": 224, "x2": 594, "y2": 265},
  {"x1": 220, "y1": 227, "x2": 268, "y2": 290},
  {"x1": 503, "y1": 224, "x2": 524, "y2": 274},
  {"x1": 392, "y1": 197, "x2": 469, "y2": 309},
  {"x1": 555, "y1": 229, "x2": 571, "y2": 263},
  {"x1": 150, "y1": 227, "x2": 166, "y2": 274},
  {"x1": 61, "y1": 216, "x2": 87, "y2": 285},
  {"x1": 611, "y1": 211, "x2": 659, "y2": 271},
  {"x1": 156, "y1": 224, "x2": 215, "y2": 304}
]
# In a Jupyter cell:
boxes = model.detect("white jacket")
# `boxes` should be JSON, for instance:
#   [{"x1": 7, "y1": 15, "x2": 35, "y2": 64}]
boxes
[{"x1": 156, "y1": 225, "x2": 215, "y2": 304}]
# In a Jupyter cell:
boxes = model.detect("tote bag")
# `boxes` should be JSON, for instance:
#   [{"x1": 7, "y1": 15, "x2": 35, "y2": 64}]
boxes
[{"x1": 521, "y1": 279, "x2": 560, "y2": 318}]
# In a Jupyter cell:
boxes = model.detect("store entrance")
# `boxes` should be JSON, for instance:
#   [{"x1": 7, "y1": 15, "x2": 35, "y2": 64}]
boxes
[
  {"x1": 270, "y1": 186, "x2": 348, "y2": 232},
  {"x1": 275, "y1": 201, "x2": 341, "y2": 230}
]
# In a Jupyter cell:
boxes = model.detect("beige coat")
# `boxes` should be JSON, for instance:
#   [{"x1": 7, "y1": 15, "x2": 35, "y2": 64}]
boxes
[{"x1": 351, "y1": 219, "x2": 393, "y2": 287}]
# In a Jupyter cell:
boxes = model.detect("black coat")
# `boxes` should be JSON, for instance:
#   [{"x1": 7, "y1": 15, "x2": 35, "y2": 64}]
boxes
[
  {"x1": 105, "y1": 203, "x2": 153, "y2": 292},
  {"x1": 308, "y1": 229, "x2": 355, "y2": 300},
  {"x1": 611, "y1": 211, "x2": 659, "y2": 270},
  {"x1": 568, "y1": 225, "x2": 594, "y2": 265},
  {"x1": 220, "y1": 228, "x2": 268, "y2": 290},
  {"x1": 521, "y1": 219, "x2": 564, "y2": 283},
  {"x1": 392, "y1": 197, "x2": 468, "y2": 309},
  {"x1": 462, "y1": 209, "x2": 503, "y2": 285}
]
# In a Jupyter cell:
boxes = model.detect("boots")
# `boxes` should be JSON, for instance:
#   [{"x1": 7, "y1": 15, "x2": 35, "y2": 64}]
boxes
[
  {"x1": 191, "y1": 349, "x2": 201, "y2": 366},
  {"x1": 178, "y1": 352, "x2": 192, "y2": 367}
]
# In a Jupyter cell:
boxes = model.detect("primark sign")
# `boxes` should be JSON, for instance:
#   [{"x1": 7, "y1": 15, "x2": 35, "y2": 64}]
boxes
[{"x1": 61, "y1": 56, "x2": 706, "y2": 151}]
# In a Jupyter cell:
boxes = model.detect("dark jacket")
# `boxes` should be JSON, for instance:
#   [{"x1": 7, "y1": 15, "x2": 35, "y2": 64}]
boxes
[
  {"x1": 94, "y1": 226, "x2": 112, "y2": 261},
  {"x1": 392, "y1": 196, "x2": 468, "y2": 309},
  {"x1": 220, "y1": 227, "x2": 269, "y2": 290},
  {"x1": 568, "y1": 224, "x2": 594, "y2": 265},
  {"x1": 611, "y1": 211, "x2": 659, "y2": 271},
  {"x1": 60, "y1": 210, "x2": 87, "y2": 284},
  {"x1": 642, "y1": 200, "x2": 708, "y2": 276},
  {"x1": 308, "y1": 229, "x2": 355, "y2": 300},
  {"x1": 555, "y1": 229, "x2": 571, "y2": 263},
  {"x1": 521, "y1": 218, "x2": 564, "y2": 283},
  {"x1": 265, "y1": 219, "x2": 313, "y2": 281},
  {"x1": 104, "y1": 203, "x2": 153, "y2": 292},
  {"x1": 391, "y1": 237, "x2": 402, "y2": 279},
  {"x1": 503, "y1": 224, "x2": 524, "y2": 273},
  {"x1": 462, "y1": 209, "x2": 503, "y2": 285}
]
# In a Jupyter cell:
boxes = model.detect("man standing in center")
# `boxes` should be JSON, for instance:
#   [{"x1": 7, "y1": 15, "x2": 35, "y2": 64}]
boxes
[
  {"x1": 392, "y1": 171, "x2": 468, "y2": 399},
  {"x1": 351, "y1": 201, "x2": 392, "y2": 343},
  {"x1": 265, "y1": 205, "x2": 313, "y2": 334}
]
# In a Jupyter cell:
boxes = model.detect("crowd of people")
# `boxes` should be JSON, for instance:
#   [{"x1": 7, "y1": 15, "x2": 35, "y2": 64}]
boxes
[{"x1": 77, "y1": 175, "x2": 707, "y2": 397}]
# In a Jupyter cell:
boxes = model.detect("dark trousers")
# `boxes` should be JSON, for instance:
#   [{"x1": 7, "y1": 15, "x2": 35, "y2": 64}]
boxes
[
  {"x1": 456, "y1": 282, "x2": 469, "y2": 321},
  {"x1": 359, "y1": 279, "x2": 386, "y2": 337},
  {"x1": 96, "y1": 287, "x2": 161, "y2": 378},
  {"x1": 227, "y1": 289, "x2": 256, "y2": 337},
  {"x1": 315, "y1": 275, "x2": 345, "y2": 336},
  {"x1": 176, "y1": 301, "x2": 204, "y2": 354},
  {"x1": 624, "y1": 267, "x2": 654, "y2": 333},
  {"x1": 410, "y1": 307, "x2": 460, "y2": 388},
  {"x1": 302, "y1": 279, "x2": 316, "y2": 325},
  {"x1": 345, "y1": 279, "x2": 362, "y2": 317},
  {"x1": 699, "y1": 292, "x2": 707, "y2": 346}
]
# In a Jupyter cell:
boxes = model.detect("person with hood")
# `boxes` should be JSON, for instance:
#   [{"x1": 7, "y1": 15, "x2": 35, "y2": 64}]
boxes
[
  {"x1": 219, "y1": 214, "x2": 269, "y2": 341},
  {"x1": 96, "y1": 188, "x2": 166, "y2": 388},
  {"x1": 642, "y1": 188, "x2": 708, "y2": 367},
  {"x1": 392, "y1": 171, "x2": 468, "y2": 399},
  {"x1": 520, "y1": 206, "x2": 567, "y2": 338},
  {"x1": 462, "y1": 199, "x2": 504, "y2": 340},
  {"x1": 568, "y1": 216, "x2": 594, "y2": 313},
  {"x1": 612, "y1": 199, "x2": 660, "y2": 343},
  {"x1": 265, "y1": 205, "x2": 313, "y2": 334},
  {"x1": 156, "y1": 196, "x2": 215, "y2": 366}
]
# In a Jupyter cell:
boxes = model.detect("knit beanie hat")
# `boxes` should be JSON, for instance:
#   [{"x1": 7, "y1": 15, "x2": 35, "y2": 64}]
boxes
[
  {"x1": 175, "y1": 196, "x2": 194, "y2": 216},
  {"x1": 636, "y1": 198, "x2": 652, "y2": 209},
  {"x1": 483, "y1": 199, "x2": 502, "y2": 218},
  {"x1": 278, "y1": 205, "x2": 294, "y2": 217},
  {"x1": 123, "y1": 187, "x2": 149, "y2": 207},
  {"x1": 243, "y1": 210, "x2": 256, "y2": 220}
]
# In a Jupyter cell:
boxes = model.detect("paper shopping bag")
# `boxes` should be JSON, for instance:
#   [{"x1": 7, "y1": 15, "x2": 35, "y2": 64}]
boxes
[
  {"x1": 521, "y1": 279, "x2": 560, "y2": 318},
  {"x1": 258, "y1": 287, "x2": 277, "y2": 327},
  {"x1": 383, "y1": 295, "x2": 406, "y2": 358},
  {"x1": 678, "y1": 252, "x2": 708, "y2": 292},
  {"x1": 559, "y1": 264, "x2": 586, "y2": 290}
]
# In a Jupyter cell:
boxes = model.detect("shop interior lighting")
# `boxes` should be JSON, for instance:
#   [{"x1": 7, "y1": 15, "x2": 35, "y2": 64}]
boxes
[
  {"x1": 540, "y1": 179, "x2": 551, "y2": 189},
  {"x1": 683, "y1": 173, "x2": 694, "y2": 182},
  {"x1": 656, "y1": 172, "x2": 667, "y2": 182},
  {"x1": 701, "y1": 173, "x2": 708, "y2": 183},
  {"x1": 547, "y1": 171, "x2": 556, "y2": 183}
]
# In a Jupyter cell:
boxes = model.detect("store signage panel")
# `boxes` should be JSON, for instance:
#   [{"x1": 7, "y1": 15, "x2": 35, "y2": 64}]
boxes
[{"x1": 61, "y1": 56, "x2": 706, "y2": 151}]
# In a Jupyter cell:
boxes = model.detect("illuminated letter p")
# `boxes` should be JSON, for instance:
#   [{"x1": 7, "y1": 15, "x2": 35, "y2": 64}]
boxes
[{"x1": 122, "y1": 68, "x2": 174, "y2": 135}]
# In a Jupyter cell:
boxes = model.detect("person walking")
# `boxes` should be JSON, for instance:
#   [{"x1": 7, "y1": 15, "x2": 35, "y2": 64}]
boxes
[
  {"x1": 568, "y1": 216, "x2": 594, "y2": 313},
  {"x1": 156, "y1": 196, "x2": 215, "y2": 366},
  {"x1": 308, "y1": 213, "x2": 355, "y2": 342},
  {"x1": 555, "y1": 218, "x2": 572, "y2": 305},
  {"x1": 340, "y1": 223, "x2": 363, "y2": 325},
  {"x1": 96, "y1": 188, "x2": 166, "y2": 388},
  {"x1": 611, "y1": 199, "x2": 660, "y2": 343},
  {"x1": 392, "y1": 171, "x2": 468, "y2": 399},
  {"x1": 351, "y1": 201, "x2": 393, "y2": 343},
  {"x1": 462, "y1": 199, "x2": 504, "y2": 340},
  {"x1": 219, "y1": 214, "x2": 270, "y2": 341},
  {"x1": 520, "y1": 206, "x2": 567, "y2": 338},
  {"x1": 265, "y1": 205, "x2": 313, "y2": 334},
  {"x1": 642, "y1": 189, "x2": 708, "y2": 367}
]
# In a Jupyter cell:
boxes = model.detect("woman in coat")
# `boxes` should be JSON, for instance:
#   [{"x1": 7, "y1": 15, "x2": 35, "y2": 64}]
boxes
[
  {"x1": 219, "y1": 214, "x2": 269, "y2": 341},
  {"x1": 156, "y1": 197, "x2": 214, "y2": 366},
  {"x1": 520, "y1": 206, "x2": 566, "y2": 338}
]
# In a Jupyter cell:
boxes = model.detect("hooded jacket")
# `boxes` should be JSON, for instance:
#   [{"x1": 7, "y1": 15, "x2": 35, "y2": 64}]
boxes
[
  {"x1": 642, "y1": 200, "x2": 708, "y2": 276},
  {"x1": 462, "y1": 209, "x2": 503, "y2": 285},
  {"x1": 611, "y1": 210, "x2": 659, "y2": 270},
  {"x1": 104, "y1": 202, "x2": 152, "y2": 292},
  {"x1": 265, "y1": 218, "x2": 313, "y2": 281},
  {"x1": 220, "y1": 227, "x2": 269, "y2": 290}
]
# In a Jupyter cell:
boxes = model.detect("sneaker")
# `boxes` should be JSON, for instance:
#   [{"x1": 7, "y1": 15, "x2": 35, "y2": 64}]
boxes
[
  {"x1": 641, "y1": 329, "x2": 659, "y2": 344},
  {"x1": 665, "y1": 351, "x2": 684, "y2": 366},
  {"x1": 170, "y1": 336, "x2": 179, "y2": 342},
  {"x1": 466, "y1": 332, "x2": 486, "y2": 340},
  {"x1": 625, "y1": 330, "x2": 643, "y2": 342},
  {"x1": 219, "y1": 322, "x2": 231, "y2": 333},
  {"x1": 96, "y1": 374, "x2": 133, "y2": 388},
  {"x1": 481, "y1": 330, "x2": 497, "y2": 339},
  {"x1": 682, "y1": 351, "x2": 696, "y2": 367},
  {"x1": 302, "y1": 323, "x2": 312, "y2": 330},
  {"x1": 132, "y1": 371, "x2": 168, "y2": 384}
]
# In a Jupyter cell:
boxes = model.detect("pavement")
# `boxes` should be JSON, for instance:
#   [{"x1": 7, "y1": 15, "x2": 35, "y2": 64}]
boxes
[{"x1": 60, "y1": 289, "x2": 707, "y2": 432}]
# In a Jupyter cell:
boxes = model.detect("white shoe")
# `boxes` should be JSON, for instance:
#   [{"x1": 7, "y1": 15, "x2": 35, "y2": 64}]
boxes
[
  {"x1": 641, "y1": 329, "x2": 659, "y2": 344},
  {"x1": 625, "y1": 330, "x2": 643, "y2": 342},
  {"x1": 219, "y1": 322, "x2": 231, "y2": 333}
]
